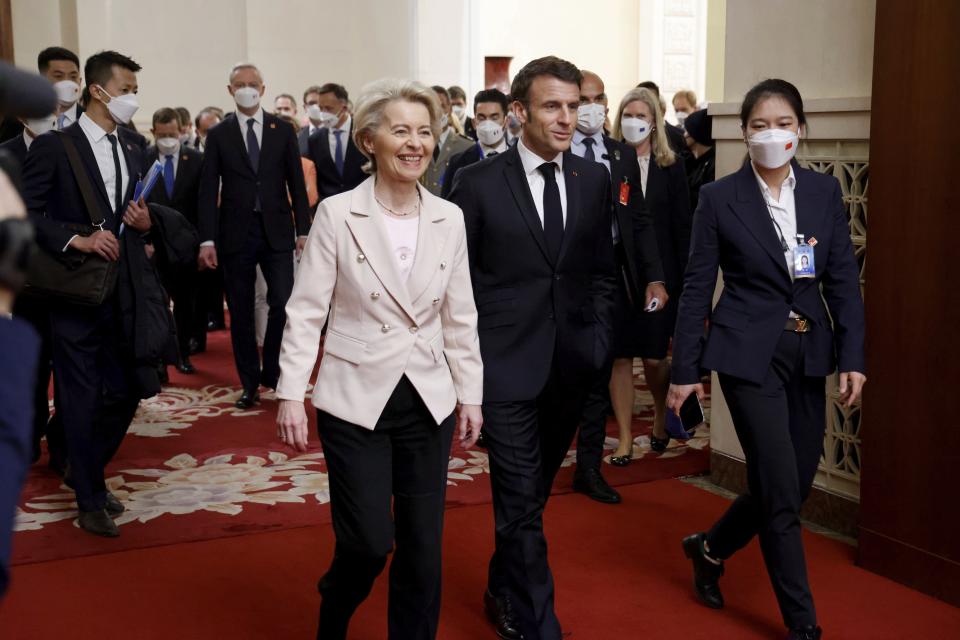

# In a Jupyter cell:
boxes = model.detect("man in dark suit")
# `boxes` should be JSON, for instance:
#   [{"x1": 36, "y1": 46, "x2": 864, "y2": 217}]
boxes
[
  {"x1": 298, "y1": 86, "x2": 323, "y2": 156},
  {"x1": 21, "y1": 50, "x2": 152, "y2": 537},
  {"x1": 198, "y1": 63, "x2": 310, "y2": 409},
  {"x1": 303, "y1": 83, "x2": 366, "y2": 201},
  {"x1": 450, "y1": 56, "x2": 618, "y2": 640},
  {"x1": 146, "y1": 107, "x2": 203, "y2": 373},
  {"x1": 440, "y1": 89, "x2": 511, "y2": 200},
  {"x1": 569, "y1": 70, "x2": 667, "y2": 504}
]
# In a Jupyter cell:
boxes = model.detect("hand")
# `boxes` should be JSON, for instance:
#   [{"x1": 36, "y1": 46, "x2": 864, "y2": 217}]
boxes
[
  {"x1": 70, "y1": 230, "x2": 120, "y2": 261},
  {"x1": 838, "y1": 371, "x2": 866, "y2": 408},
  {"x1": 122, "y1": 197, "x2": 151, "y2": 232},
  {"x1": 645, "y1": 282, "x2": 669, "y2": 312},
  {"x1": 198, "y1": 245, "x2": 218, "y2": 270},
  {"x1": 276, "y1": 399, "x2": 309, "y2": 451},
  {"x1": 667, "y1": 383, "x2": 704, "y2": 416},
  {"x1": 457, "y1": 404, "x2": 483, "y2": 449},
  {"x1": 295, "y1": 236, "x2": 307, "y2": 261}
]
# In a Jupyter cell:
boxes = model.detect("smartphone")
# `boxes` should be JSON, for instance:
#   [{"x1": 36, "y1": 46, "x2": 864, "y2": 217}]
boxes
[
  {"x1": 664, "y1": 393, "x2": 705, "y2": 440},
  {"x1": 644, "y1": 297, "x2": 660, "y2": 313}
]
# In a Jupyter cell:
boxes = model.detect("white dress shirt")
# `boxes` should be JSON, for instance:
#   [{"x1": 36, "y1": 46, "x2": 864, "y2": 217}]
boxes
[
  {"x1": 78, "y1": 113, "x2": 129, "y2": 213},
  {"x1": 516, "y1": 137, "x2": 567, "y2": 227},
  {"x1": 479, "y1": 138, "x2": 508, "y2": 158},
  {"x1": 637, "y1": 152, "x2": 651, "y2": 196},
  {"x1": 571, "y1": 129, "x2": 610, "y2": 173},
  {"x1": 235, "y1": 108, "x2": 264, "y2": 153},
  {"x1": 752, "y1": 162, "x2": 799, "y2": 279},
  {"x1": 58, "y1": 103, "x2": 80, "y2": 130},
  {"x1": 22, "y1": 131, "x2": 35, "y2": 151},
  {"x1": 328, "y1": 115, "x2": 352, "y2": 159}
]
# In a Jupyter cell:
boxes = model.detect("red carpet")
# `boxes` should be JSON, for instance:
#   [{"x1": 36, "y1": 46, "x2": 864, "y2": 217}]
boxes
[
  {"x1": 13, "y1": 328, "x2": 710, "y2": 566},
  {"x1": 3, "y1": 480, "x2": 958, "y2": 639}
]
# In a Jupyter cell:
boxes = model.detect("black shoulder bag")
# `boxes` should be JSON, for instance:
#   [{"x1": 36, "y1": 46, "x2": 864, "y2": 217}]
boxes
[{"x1": 22, "y1": 131, "x2": 119, "y2": 306}]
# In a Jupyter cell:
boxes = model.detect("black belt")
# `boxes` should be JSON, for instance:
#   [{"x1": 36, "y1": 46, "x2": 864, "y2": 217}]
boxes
[{"x1": 785, "y1": 317, "x2": 811, "y2": 333}]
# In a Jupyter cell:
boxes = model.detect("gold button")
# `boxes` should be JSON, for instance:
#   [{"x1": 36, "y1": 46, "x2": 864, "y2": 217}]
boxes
[
  {"x1": 432, "y1": 297, "x2": 440, "y2": 305},
  {"x1": 381, "y1": 324, "x2": 391, "y2": 333},
  {"x1": 357, "y1": 254, "x2": 366, "y2": 263},
  {"x1": 370, "y1": 292, "x2": 380, "y2": 299},
  {"x1": 409, "y1": 326, "x2": 418, "y2": 334}
]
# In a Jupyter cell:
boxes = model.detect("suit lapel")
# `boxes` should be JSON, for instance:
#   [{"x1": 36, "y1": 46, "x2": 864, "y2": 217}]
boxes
[
  {"x1": 172, "y1": 151, "x2": 194, "y2": 200},
  {"x1": 557, "y1": 153, "x2": 582, "y2": 266},
  {"x1": 731, "y1": 162, "x2": 792, "y2": 281},
  {"x1": 406, "y1": 185, "x2": 453, "y2": 304},
  {"x1": 317, "y1": 127, "x2": 334, "y2": 171},
  {"x1": 792, "y1": 163, "x2": 829, "y2": 290},
  {"x1": 503, "y1": 148, "x2": 551, "y2": 265},
  {"x1": 344, "y1": 179, "x2": 417, "y2": 322},
  {"x1": 118, "y1": 133, "x2": 138, "y2": 206},
  {"x1": 66, "y1": 126, "x2": 113, "y2": 218}
]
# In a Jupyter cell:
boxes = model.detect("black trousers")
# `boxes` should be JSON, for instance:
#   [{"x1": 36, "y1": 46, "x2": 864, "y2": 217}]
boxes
[
  {"x1": 484, "y1": 367, "x2": 590, "y2": 640},
  {"x1": 575, "y1": 358, "x2": 613, "y2": 471},
  {"x1": 164, "y1": 265, "x2": 201, "y2": 361},
  {"x1": 221, "y1": 216, "x2": 294, "y2": 392},
  {"x1": 706, "y1": 331, "x2": 825, "y2": 629},
  {"x1": 196, "y1": 266, "x2": 225, "y2": 350},
  {"x1": 48, "y1": 298, "x2": 140, "y2": 512},
  {"x1": 13, "y1": 297, "x2": 66, "y2": 468},
  {"x1": 316, "y1": 377, "x2": 455, "y2": 640}
]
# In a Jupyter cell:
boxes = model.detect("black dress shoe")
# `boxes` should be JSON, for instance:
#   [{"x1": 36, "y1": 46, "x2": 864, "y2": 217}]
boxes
[
  {"x1": 158, "y1": 365, "x2": 169, "y2": 385},
  {"x1": 78, "y1": 509, "x2": 120, "y2": 537},
  {"x1": 483, "y1": 589, "x2": 523, "y2": 640},
  {"x1": 188, "y1": 338, "x2": 203, "y2": 355},
  {"x1": 786, "y1": 625, "x2": 822, "y2": 640},
  {"x1": 650, "y1": 432, "x2": 670, "y2": 453},
  {"x1": 235, "y1": 390, "x2": 260, "y2": 409},
  {"x1": 682, "y1": 532, "x2": 725, "y2": 609},
  {"x1": 573, "y1": 468, "x2": 622, "y2": 504},
  {"x1": 104, "y1": 492, "x2": 125, "y2": 516},
  {"x1": 609, "y1": 451, "x2": 633, "y2": 466},
  {"x1": 176, "y1": 359, "x2": 197, "y2": 374}
]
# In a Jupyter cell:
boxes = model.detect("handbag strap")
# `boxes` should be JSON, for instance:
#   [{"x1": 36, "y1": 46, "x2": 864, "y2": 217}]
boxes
[{"x1": 55, "y1": 130, "x2": 108, "y2": 229}]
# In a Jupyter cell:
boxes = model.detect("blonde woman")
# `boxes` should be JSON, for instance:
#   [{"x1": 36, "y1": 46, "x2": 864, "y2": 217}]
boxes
[
  {"x1": 275, "y1": 78, "x2": 484, "y2": 639},
  {"x1": 608, "y1": 87, "x2": 693, "y2": 462}
]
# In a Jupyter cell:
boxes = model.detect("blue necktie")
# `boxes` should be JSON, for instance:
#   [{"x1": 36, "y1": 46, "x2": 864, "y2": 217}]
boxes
[
  {"x1": 246, "y1": 118, "x2": 260, "y2": 173},
  {"x1": 57, "y1": 113, "x2": 67, "y2": 130},
  {"x1": 538, "y1": 162, "x2": 563, "y2": 262},
  {"x1": 333, "y1": 129, "x2": 344, "y2": 176},
  {"x1": 163, "y1": 154, "x2": 175, "y2": 198},
  {"x1": 582, "y1": 137, "x2": 596, "y2": 162}
]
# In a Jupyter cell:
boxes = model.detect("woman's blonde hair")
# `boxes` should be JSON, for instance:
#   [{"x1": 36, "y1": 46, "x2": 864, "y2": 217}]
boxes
[
  {"x1": 352, "y1": 78, "x2": 443, "y2": 174},
  {"x1": 611, "y1": 87, "x2": 676, "y2": 167}
]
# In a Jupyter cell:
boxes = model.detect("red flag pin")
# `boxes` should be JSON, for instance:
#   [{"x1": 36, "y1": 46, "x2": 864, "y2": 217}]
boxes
[{"x1": 808, "y1": 237, "x2": 817, "y2": 247}]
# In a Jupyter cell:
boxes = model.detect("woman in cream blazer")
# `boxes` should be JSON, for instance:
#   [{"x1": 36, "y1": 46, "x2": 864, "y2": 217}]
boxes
[{"x1": 275, "y1": 79, "x2": 483, "y2": 640}]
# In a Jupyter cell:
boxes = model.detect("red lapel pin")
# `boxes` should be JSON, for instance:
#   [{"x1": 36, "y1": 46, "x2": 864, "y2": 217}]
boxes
[{"x1": 269, "y1": 123, "x2": 276, "y2": 129}]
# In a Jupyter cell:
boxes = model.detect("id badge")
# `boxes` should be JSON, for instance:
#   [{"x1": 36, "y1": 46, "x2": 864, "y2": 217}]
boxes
[
  {"x1": 619, "y1": 180, "x2": 630, "y2": 206},
  {"x1": 793, "y1": 243, "x2": 815, "y2": 278}
]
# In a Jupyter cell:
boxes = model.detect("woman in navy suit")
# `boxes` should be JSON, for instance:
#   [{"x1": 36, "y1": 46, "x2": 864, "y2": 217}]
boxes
[{"x1": 668, "y1": 79, "x2": 865, "y2": 640}]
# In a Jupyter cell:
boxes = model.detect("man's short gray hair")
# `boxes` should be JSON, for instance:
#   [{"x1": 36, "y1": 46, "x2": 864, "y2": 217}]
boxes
[
  {"x1": 352, "y1": 78, "x2": 442, "y2": 174},
  {"x1": 229, "y1": 63, "x2": 263, "y2": 84}
]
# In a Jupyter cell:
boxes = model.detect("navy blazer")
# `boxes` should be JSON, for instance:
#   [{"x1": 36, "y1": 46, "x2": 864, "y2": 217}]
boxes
[
  {"x1": 440, "y1": 143, "x2": 483, "y2": 200},
  {"x1": 197, "y1": 112, "x2": 311, "y2": 255},
  {"x1": 0, "y1": 135, "x2": 27, "y2": 166},
  {"x1": 22, "y1": 123, "x2": 144, "y2": 255},
  {"x1": 145, "y1": 145, "x2": 203, "y2": 227},
  {"x1": 305, "y1": 125, "x2": 366, "y2": 201},
  {"x1": 672, "y1": 160, "x2": 865, "y2": 385},
  {"x1": 449, "y1": 145, "x2": 618, "y2": 401},
  {"x1": 644, "y1": 153, "x2": 692, "y2": 292}
]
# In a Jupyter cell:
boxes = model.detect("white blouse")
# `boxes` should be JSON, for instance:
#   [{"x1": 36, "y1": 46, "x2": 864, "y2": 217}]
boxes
[{"x1": 381, "y1": 215, "x2": 420, "y2": 282}]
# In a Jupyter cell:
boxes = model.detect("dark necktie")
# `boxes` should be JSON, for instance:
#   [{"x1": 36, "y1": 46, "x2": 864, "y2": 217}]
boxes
[
  {"x1": 333, "y1": 129, "x2": 344, "y2": 175},
  {"x1": 163, "y1": 154, "x2": 175, "y2": 198},
  {"x1": 582, "y1": 136, "x2": 596, "y2": 162},
  {"x1": 538, "y1": 162, "x2": 563, "y2": 262},
  {"x1": 246, "y1": 118, "x2": 260, "y2": 173},
  {"x1": 487, "y1": 151, "x2": 498, "y2": 156},
  {"x1": 106, "y1": 134, "x2": 122, "y2": 213}
]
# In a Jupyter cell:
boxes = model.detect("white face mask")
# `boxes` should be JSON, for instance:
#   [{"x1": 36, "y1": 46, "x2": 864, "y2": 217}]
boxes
[
  {"x1": 95, "y1": 86, "x2": 139, "y2": 124},
  {"x1": 675, "y1": 111, "x2": 689, "y2": 126},
  {"x1": 316, "y1": 110, "x2": 339, "y2": 129},
  {"x1": 577, "y1": 103, "x2": 606, "y2": 135},
  {"x1": 233, "y1": 86, "x2": 261, "y2": 109},
  {"x1": 452, "y1": 104, "x2": 466, "y2": 121},
  {"x1": 747, "y1": 128, "x2": 799, "y2": 169},
  {"x1": 25, "y1": 115, "x2": 57, "y2": 137},
  {"x1": 621, "y1": 117, "x2": 653, "y2": 144},
  {"x1": 476, "y1": 119, "x2": 505, "y2": 148},
  {"x1": 178, "y1": 132, "x2": 190, "y2": 144},
  {"x1": 440, "y1": 113, "x2": 449, "y2": 130},
  {"x1": 156, "y1": 136, "x2": 181, "y2": 156},
  {"x1": 53, "y1": 80, "x2": 80, "y2": 106}
]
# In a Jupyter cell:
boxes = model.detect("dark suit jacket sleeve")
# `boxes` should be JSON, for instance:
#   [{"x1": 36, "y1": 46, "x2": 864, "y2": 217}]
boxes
[
  {"x1": 627, "y1": 158, "x2": 664, "y2": 285},
  {"x1": 669, "y1": 160, "x2": 693, "y2": 282},
  {"x1": 671, "y1": 186, "x2": 720, "y2": 385},
  {"x1": 197, "y1": 128, "x2": 221, "y2": 244},
  {"x1": 819, "y1": 179, "x2": 865, "y2": 374},
  {"x1": 20, "y1": 134, "x2": 76, "y2": 253},
  {"x1": 447, "y1": 168, "x2": 480, "y2": 272},
  {"x1": 591, "y1": 175, "x2": 619, "y2": 345},
  {"x1": 440, "y1": 150, "x2": 466, "y2": 200},
  {"x1": 284, "y1": 125, "x2": 311, "y2": 235}
]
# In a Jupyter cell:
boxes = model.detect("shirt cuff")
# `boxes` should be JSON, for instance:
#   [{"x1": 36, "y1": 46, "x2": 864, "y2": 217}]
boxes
[
  {"x1": 200, "y1": 240, "x2": 215, "y2": 247},
  {"x1": 647, "y1": 281, "x2": 666, "y2": 286},
  {"x1": 63, "y1": 235, "x2": 79, "y2": 252}
]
